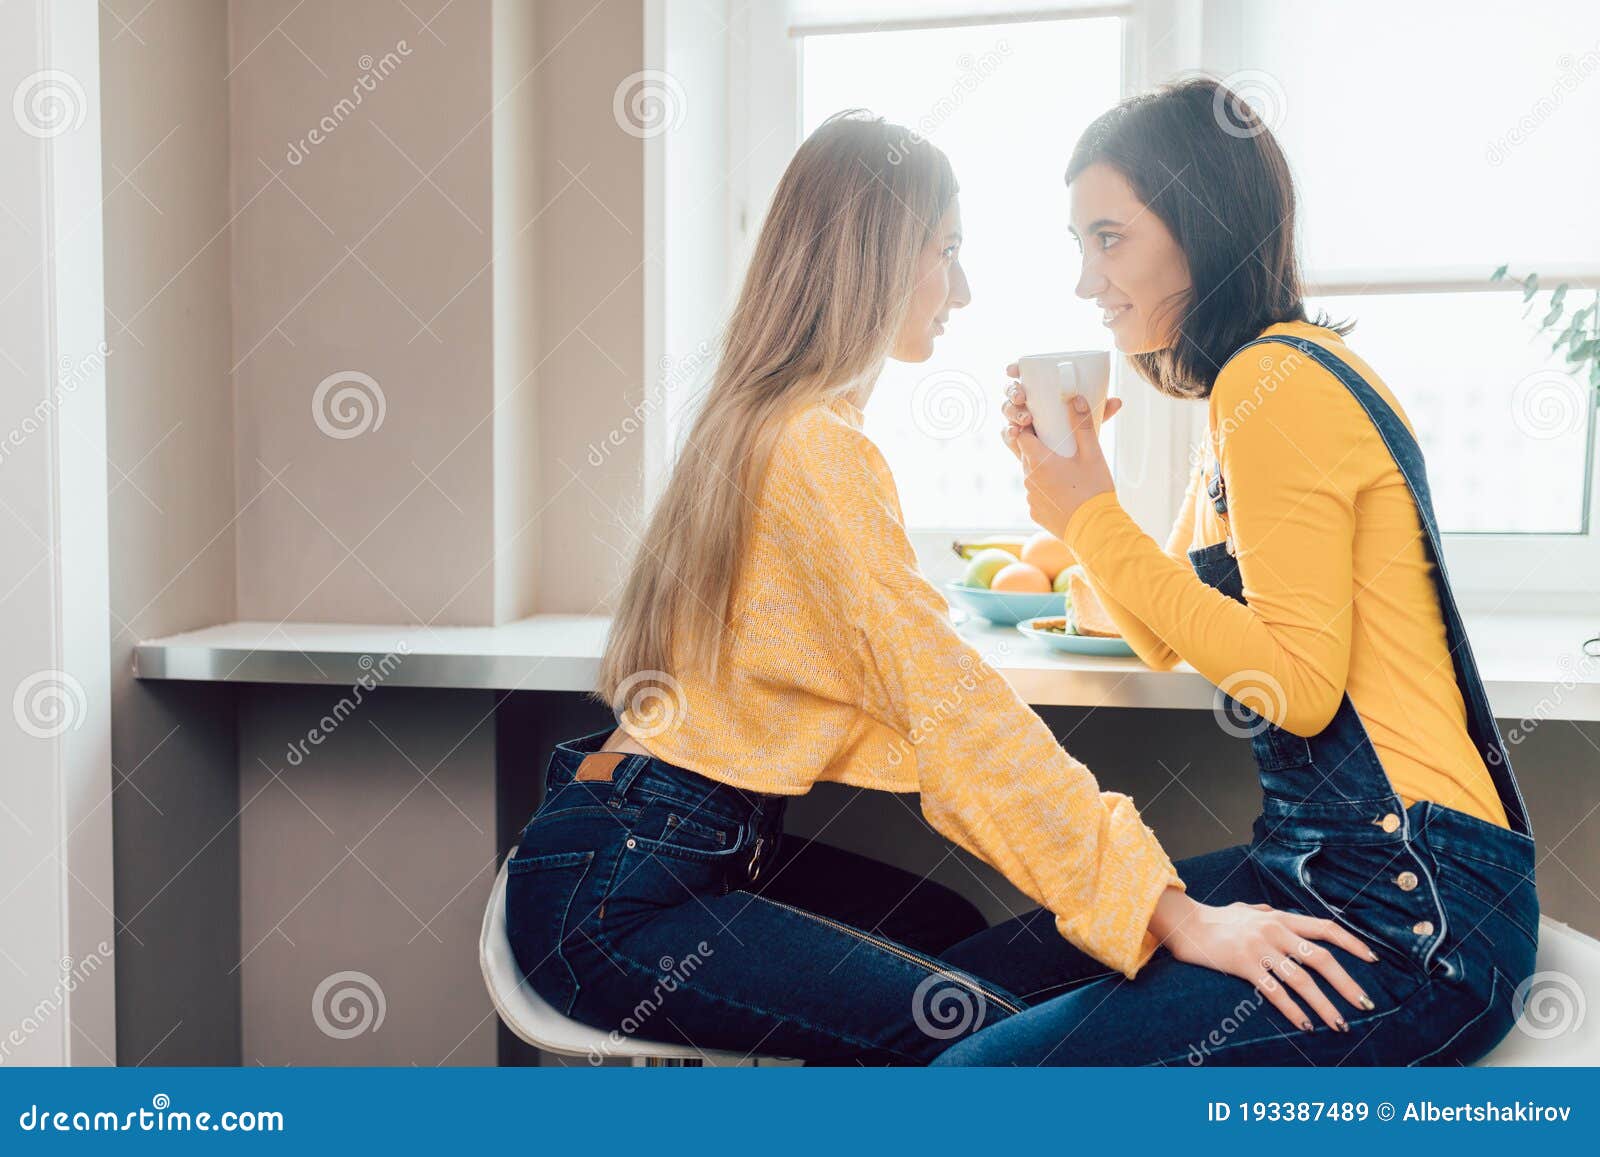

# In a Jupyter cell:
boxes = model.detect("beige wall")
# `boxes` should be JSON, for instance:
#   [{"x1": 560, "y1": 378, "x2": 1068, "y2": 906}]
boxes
[
  {"x1": 533, "y1": 0, "x2": 648, "y2": 614},
  {"x1": 224, "y1": 0, "x2": 652, "y2": 1064},
  {"x1": 229, "y1": 0, "x2": 498, "y2": 626},
  {"x1": 225, "y1": 0, "x2": 649, "y2": 628}
]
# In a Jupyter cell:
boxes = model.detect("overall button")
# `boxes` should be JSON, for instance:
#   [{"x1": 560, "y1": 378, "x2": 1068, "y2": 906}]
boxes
[
  {"x1": 1378, "y1": 813, "x2": 1401, "y2": 833},
  {"x1": 1395, "y1": 870, "x2": 1419, "y2": 892},
  {"x1": 1412, "y1": 920, "x2": 1435, "y2": 936}
]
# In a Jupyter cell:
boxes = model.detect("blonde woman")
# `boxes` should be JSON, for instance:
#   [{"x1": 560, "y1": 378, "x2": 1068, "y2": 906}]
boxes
[{"x1": 503, "y1": 111, "x2": 1370, "y2": 1065}]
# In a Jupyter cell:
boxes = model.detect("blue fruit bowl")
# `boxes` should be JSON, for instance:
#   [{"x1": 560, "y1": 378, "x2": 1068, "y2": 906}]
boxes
[{"x1": 943, "y1": 582, "x2": 1065, "y2": 626}]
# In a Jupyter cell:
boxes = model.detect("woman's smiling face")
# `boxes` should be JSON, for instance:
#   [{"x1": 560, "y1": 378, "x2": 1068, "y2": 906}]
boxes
[
  {"x1": 1068, "y1": 162, "x2": 1193, "y2": 355},
  {"x1": 891, "y1": 201, "x2": 970, "y2": 362}
]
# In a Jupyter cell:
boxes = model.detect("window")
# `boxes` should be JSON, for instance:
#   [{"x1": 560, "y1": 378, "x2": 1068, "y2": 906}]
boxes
[
  {"x1": 728, "y1": 0, "x2": 1600, "y2": 597},
  {"x1": 801, "y1": 17, "x2": 1124, "y2": 533}
]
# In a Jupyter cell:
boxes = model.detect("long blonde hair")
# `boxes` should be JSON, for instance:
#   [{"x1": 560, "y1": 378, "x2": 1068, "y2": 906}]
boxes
[{"x1": 595, "y1": 111, "x2": 956, "y2": 722}]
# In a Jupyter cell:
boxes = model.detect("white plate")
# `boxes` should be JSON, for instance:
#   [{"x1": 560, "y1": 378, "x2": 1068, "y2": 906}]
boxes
[{"x1": 1017, "y1": 617, "x2": 1137, "y2": 657}]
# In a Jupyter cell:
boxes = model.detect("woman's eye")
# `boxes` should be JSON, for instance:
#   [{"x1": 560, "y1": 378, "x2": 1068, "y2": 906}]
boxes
[
  {"x1": 942, "y1": 244, "x2": 959, "y2": 260},
  {"x1": 1099, "y1": 232, "x2": 1123, "y2": 250}
]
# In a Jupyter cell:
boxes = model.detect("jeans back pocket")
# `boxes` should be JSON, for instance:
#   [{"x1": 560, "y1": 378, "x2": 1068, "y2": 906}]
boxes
[{"x1": 505, "y1": 849, "x2": 596, "y2": 1016}]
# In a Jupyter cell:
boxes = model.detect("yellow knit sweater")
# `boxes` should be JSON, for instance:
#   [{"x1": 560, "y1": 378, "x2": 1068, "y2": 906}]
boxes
[{"x1": 636, "y1": 393, "x2": 1184, "y2": 978}]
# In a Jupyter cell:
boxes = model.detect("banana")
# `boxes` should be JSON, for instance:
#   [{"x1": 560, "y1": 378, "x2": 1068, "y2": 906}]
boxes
[{"x1": 951, "y1": 535, "x2": 1028, "y2": 560}]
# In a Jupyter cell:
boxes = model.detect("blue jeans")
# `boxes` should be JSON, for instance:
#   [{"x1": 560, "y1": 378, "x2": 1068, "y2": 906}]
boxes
[{"x1": 506, "y1": 728, "x2": 1027, "y2": 1065}]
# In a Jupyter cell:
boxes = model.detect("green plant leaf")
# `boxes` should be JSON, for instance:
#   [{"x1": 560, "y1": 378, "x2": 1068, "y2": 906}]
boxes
[
  {"x1": 1555, "y1": 314, "x2": 1586, "y2": 353},
  {"x1": 1491, "y1": 263, "x2": 1509, "y2": 281},
  {"x1": 1522, "y1": 272, "x2": 1540, "y2": 301},
  {"x1": 1552, "y1": 283, "x2": 1569, "y2": 310}
]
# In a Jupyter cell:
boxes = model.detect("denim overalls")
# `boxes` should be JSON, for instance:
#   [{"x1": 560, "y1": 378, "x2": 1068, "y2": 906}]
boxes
[
  {"x1": 1208, "y1": 335, "x2": 1538, "y2": 1031},
  {"x1": 936, "y1": 335, "x2": 1541, "y2": 1066}
]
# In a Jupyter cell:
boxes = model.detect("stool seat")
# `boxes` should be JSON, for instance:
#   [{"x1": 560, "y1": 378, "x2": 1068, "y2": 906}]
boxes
[
  {"x1": 480, "y1": 848, "x2": 772, "y2": 1065},
  {"x1": 1478, "y1": 916, "x2": 1600, "y2": 1066}
]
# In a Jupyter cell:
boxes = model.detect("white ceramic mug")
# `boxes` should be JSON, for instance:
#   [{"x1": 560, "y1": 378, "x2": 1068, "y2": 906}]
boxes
[{"x1": 1015, "y1": 350, "x2": 1111, "y2": 458}]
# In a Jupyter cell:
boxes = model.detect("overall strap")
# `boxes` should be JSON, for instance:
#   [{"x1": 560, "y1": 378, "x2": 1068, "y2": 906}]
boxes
[{"x1": 1226, "y1": 334, "x2": 1534, "y2": 838}]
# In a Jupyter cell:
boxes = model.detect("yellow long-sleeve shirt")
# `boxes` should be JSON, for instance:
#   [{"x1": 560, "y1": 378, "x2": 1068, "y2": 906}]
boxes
[
  {"x1": 1062, "y1": 321, "x2": 1507, "y2": 829},
  {"x1": 636, "y1": 392, "x2": 1184, "y2": 978}
]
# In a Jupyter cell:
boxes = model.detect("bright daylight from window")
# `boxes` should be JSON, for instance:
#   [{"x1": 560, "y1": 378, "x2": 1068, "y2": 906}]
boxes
[
  {"x1": 802, "y1": 18, "x2": 1123, "y2": 532},
  {"x1": 802, "y1": 1, "x2": 1600, "y2": 538}
]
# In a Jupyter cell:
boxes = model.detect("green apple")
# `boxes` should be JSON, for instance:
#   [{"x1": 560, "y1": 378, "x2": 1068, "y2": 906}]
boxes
[
  {"x1": 962, "y1": 548, "x2": 1019, "y2": 589},
  {"x1": 1052, "y1": 567, "x2": 1072, "y2": 593}
]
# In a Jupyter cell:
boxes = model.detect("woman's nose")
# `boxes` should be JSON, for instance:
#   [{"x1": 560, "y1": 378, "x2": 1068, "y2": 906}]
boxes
[
  {"x1": 1075, "y1": 259, "x2": 1106, "y2": 300},
  {"x1": 949, "y1": 260, "x2": 972, "y2": 310}
]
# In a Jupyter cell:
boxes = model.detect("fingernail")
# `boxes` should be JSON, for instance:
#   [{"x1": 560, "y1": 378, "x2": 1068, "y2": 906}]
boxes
[
  {"x1": 1300, "y1": 1019, "x2": 1313, "y2": 1032},
  {"x1": 1335, "y1": 1018, "x2": 1348, "y2": 1033},
  {"x1": 1072, "y1": 396, "x2": 1088, "y2": 411},
  {"x1": 1358, "y1": 994, "x2": 1375, "y2": 1011},
  {"x1": 1367, "y1": 951, "x2": 1380, "y2": 963}
]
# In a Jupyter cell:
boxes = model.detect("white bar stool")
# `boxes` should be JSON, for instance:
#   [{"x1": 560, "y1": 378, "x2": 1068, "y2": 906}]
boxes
[{"x1": 479, "y1": 848, "x2": 782, "y2": 1066}]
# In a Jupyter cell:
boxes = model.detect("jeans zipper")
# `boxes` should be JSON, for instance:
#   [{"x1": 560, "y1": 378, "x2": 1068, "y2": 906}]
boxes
[{"x1": 756, "y1": 896, "x2": 1024, "y2": 1015}]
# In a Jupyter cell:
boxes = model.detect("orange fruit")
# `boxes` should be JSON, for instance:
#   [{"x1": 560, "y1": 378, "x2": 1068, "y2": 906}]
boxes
[
  {"x1": 990, "y1": 562, "x2": 1051, "y2": 593},
  {"x1": 1020, "y1": 531, "x2": 1073, "y2": 581}
]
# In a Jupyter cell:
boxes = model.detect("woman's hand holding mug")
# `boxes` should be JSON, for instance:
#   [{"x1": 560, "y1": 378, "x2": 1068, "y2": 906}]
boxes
[{"x1": 1000, "y1": 363, "x2": 1121, "y2": 538}]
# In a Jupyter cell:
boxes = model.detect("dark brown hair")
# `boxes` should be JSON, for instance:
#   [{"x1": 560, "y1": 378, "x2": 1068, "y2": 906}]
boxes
[{"x1": 1066, "y1": 76, "x2": 1349, "y2": 399}]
